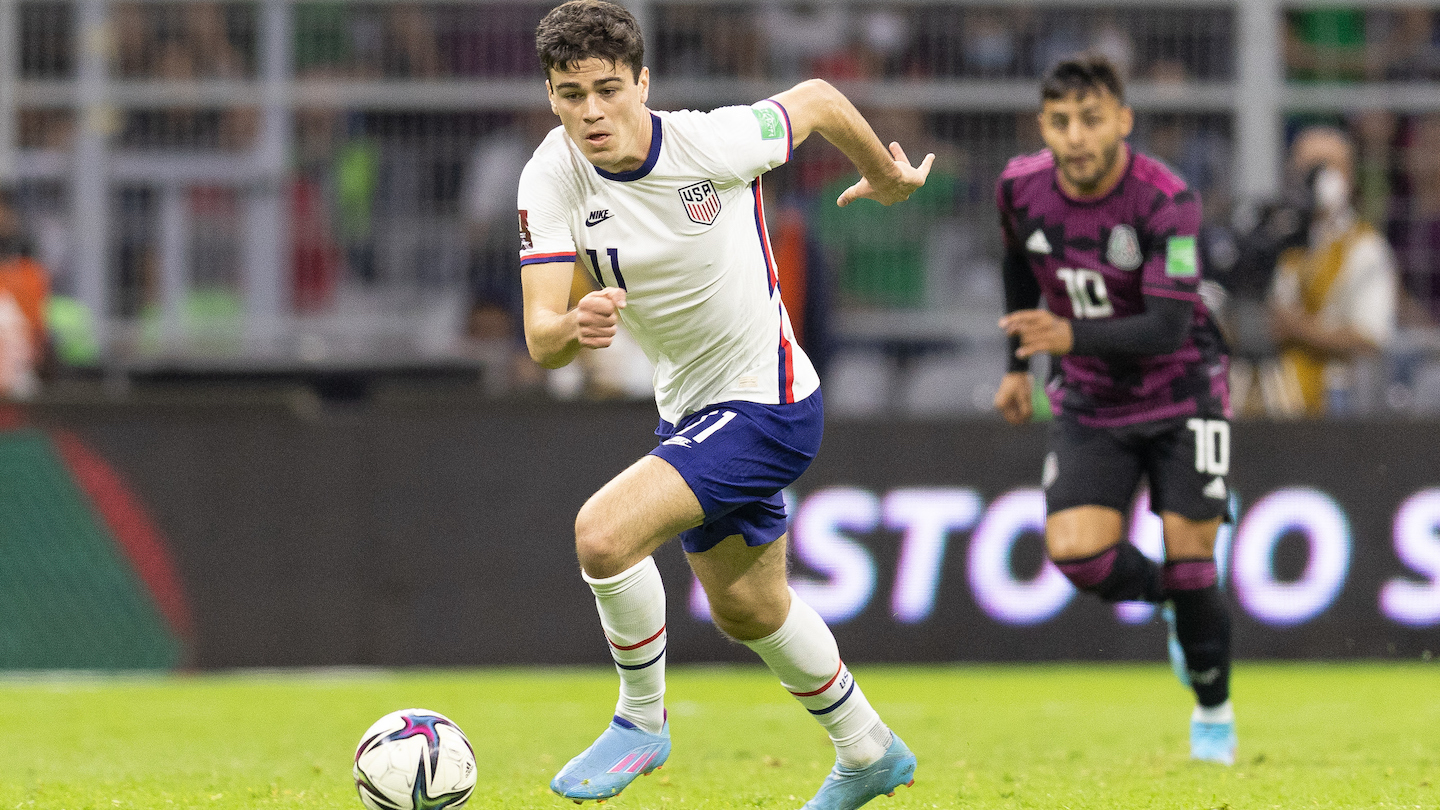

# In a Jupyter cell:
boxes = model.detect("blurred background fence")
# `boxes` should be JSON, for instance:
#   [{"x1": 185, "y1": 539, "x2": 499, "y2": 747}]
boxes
[{"x1": 3, "y1": 0, "x2": 1440, "y2": 413}]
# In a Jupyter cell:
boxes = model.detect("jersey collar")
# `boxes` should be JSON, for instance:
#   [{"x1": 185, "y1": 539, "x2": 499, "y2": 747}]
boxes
[{"x1": 594, "y1": 113, "x2": 663, "y2": 182}]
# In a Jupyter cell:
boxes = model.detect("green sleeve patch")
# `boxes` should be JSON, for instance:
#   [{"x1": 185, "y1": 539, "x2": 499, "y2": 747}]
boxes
[
  {"x1": 1166, "y1": 235, "x2": 1198, "y2": 278},
  {"x1": 752, "y1": 105, "x2": 786, "y2": 141}
]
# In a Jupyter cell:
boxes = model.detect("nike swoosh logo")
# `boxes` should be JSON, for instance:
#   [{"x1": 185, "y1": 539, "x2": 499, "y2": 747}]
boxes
[{"x1": 585, "y1": 211, "x2": 613, "y2": 227}]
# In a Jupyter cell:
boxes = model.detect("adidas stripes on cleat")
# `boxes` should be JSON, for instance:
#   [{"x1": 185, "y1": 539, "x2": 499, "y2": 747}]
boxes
[
  {"x1": 799, "y1": 732, "x2": 917, "y2": 810},
  {"x1": 550, "y1": 716, "x2": 670, "y2": 803}
]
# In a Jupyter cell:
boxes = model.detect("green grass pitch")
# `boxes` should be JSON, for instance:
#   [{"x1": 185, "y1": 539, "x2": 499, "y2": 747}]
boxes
[{"x1": 0, "y1": 663, "x2": 1434, "y2": 809}]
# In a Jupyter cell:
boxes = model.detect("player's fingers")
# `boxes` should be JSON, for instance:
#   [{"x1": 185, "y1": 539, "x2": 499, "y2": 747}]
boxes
[
  {"x1": 581, "y1": 291, "x2": 615, "y2": 314},
  {"x1": 889, "y1": 141, "x2": 908, "y2": 164},
  {"x1": 916, "y1": 153, "x2": 936, "y2": 180},
  {"x1": 836, "y1": 180, "x2": 865, "y2": 207},
  {"x1": 604, "y1": 287, "x2": 627, "y2": 308}
]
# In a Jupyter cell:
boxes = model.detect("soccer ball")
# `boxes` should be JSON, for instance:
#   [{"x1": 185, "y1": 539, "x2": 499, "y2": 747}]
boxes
[{"x1": 353, "y1": 708, "x2": 477, "y2": 810}]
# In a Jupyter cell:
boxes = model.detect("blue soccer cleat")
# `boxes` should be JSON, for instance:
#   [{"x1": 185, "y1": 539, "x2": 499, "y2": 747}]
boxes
[
  {"x1": 1161, "y1": 601, "x2": 1190, "y2": 687},
  {"x1": 799, "y1": 731, "x2": 916, "y2": 810},
  {"x1": 550, "y1": 716, "x2": 670, "y2": 803},
  {"x1": 1190, "y1": 718, "x2": 1237, "y2": 765}
]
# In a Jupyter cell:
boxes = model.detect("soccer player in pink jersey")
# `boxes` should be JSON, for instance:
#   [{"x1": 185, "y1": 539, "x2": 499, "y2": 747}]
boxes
[{"x1": 993, "y1": 53, "x2": 1237, "y2": 764}]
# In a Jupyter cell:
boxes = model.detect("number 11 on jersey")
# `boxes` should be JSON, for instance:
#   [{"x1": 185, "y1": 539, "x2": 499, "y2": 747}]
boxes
[{"x1": 585, "y1": 248, "x2": 627, "y2": 291}]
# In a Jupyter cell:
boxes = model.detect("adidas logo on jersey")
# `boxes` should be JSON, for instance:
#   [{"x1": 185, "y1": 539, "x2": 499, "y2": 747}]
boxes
[
  {"x1": 1204, "y1": 476, "x2": 1227, "y2": 499},
  {"x1": 585, "y1": 209, "x2": 614, "y2": 227},
  {"x1": 1026, "y1": 229, "x2": 1052, "y2": 254}
]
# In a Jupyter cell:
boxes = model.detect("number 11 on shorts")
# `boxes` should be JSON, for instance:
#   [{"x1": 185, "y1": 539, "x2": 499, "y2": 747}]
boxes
[{"x1": 1186, "y1": 418, "x2": 1230, "y2": 476}]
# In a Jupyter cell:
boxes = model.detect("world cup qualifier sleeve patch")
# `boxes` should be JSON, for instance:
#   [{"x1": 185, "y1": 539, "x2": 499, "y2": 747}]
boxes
[
  {"x1": 752, "y1": 106, "x2": 785, "y2": 140},
  {"x1": 1166, "y1": 235, "x2": 1198, "y2": 278}
]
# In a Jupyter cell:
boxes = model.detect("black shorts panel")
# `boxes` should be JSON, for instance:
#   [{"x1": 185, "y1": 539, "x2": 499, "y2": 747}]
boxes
[{"x1": 1042, "y1": 415, "x2": 1231, "y2": 522}]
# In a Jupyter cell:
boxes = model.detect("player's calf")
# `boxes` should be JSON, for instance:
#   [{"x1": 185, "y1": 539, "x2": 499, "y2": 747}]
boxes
[
  {"x1": 1164, "y1": 559, "x2": 1232, "y2": 708},
  {"x1": 1054, "y1": 541, "x2": 1164, "y2": 603}
]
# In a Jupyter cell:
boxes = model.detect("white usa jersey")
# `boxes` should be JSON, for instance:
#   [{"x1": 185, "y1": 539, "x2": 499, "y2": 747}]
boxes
[{"x1": 517, "y1": 100, "x2": 819, "y2": 424}]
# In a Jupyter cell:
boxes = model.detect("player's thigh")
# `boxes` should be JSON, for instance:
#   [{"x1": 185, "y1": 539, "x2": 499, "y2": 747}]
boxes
[
  {"x1": 1144, "y1": 415, "x2": 1231, "y2": 558},
  {"x1": 1161, "y1": 511, "x2": 1222, "y2": 560},
  {"x1": 1042, "y1": 418, "x2": 1143, "y2": 559},
  {"x1": 575, "y1": 454, "x2": 705, "y2": 575},
  {"x1": 1046, "y1": 506, "x2": 1126, "y2": 560},
  {"x1": 687, "y1": 532, "x2": 791, "y2": 641},
  {"x1": 651, "y1": 396, "x2": 823, "y2": 536}
]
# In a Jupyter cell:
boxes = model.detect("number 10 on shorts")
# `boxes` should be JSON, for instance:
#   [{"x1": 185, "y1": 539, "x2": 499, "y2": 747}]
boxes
[{"x1": 1186, "y1": 418, "x2": 1230, "y2": 476}]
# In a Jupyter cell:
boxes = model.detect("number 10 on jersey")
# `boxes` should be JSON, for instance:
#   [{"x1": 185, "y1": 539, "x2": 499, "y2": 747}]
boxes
[{"x1": 1056, "y1": 267, "x2": 1113, "y2": 319}]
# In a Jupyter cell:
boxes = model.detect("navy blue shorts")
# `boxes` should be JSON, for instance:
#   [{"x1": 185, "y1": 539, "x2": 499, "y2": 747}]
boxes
[{"x1": 649, "y1": 390, "x2": 823, "y2": 554}]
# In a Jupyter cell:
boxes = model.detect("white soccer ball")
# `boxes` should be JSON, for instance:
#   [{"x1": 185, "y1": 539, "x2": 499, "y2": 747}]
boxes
[{"x1": 353, "y1": 708, "x2": 477, "y2": 810}]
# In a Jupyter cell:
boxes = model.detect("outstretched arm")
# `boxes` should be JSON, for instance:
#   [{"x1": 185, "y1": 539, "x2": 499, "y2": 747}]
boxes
[{"x1": 770, "y1": 79, "x2": 934, "y2": 207}]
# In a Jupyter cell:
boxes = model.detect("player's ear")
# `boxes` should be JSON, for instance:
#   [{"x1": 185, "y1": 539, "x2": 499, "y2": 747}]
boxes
[
  {"x1": 546, "y1": 79, "x2": 558, "y2": 115},
  {"x1": 1118, "y1": 105, "x2": 1135, "y2": 138},
  {"x1": 637, "y1": 66, "x2": 650, "y2": 104}
]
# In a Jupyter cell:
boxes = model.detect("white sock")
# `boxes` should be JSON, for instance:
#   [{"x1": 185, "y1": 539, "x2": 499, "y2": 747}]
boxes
[
  {"x1": 583, "y1": 557, "x2": 667, "y2": 734},
  {"x1": 742, "y1": 588, "x2": 891, "y2": 769},
  {"x1": 1193, "y1": 700, "x2": 1234, "y2": 724}
]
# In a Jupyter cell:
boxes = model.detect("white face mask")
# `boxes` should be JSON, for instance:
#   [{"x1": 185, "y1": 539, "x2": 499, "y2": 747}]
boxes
[{"x1": 1313, "y1": 166, "x2": 1350, "y2": 214}]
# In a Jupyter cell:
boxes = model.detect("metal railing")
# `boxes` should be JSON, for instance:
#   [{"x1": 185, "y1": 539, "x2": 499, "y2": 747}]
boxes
[{"x1": 1, "y1": 1, "x2": 1438, "y2": 411}]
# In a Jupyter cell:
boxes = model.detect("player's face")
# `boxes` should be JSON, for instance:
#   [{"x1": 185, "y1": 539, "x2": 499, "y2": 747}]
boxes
[
  {"x1": 547, "y1": 58, "x2": 651, "y2": 174},
  {"x1": 1038, "y1": 89, "x2": 1134, "y2": 197}
]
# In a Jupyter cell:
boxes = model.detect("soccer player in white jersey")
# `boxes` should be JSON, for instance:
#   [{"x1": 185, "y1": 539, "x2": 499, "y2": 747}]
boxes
[{"x1": 519, "y1": 2, "x2": 933, "y2": 808}]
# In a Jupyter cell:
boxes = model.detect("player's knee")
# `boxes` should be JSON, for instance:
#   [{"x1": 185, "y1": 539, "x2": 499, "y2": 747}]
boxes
[
  {"x1": 1053, "y1": 541, "x2": 1164, "y2": 603},
  {"x1": 574, "y1": 507, "x2": 626, "y2": 578},
  {"x1": 705, "y1": 588, "x2": 785, "y2": 641}
]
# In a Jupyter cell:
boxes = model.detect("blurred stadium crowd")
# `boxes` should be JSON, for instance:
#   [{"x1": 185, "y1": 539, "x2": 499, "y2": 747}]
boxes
[{"x1": 3, "y1": 2, "x2": 1440, "y2": 416}]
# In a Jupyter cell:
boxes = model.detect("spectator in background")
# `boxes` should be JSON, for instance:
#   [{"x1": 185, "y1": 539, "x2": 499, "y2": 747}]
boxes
[
  {"x1": 814, "y1": 109, "x2": 960, "y2": 308},
  {"x1": 1267, "y1": 126, "x2": 1397, "y2": 416},
  {"x1": 1351, "y1": 109, "x2": 1398, "y2": 228},
  {"x1": 383, "y1": 5, "x2": 442, "y2": 78},
  {"x1": 0, "y1": 196, "x2": 50, "y2": 399},
  {"x1": 1285, "y1": 8, "x2": 1385, "y2": 82},
  {"x1": 1390, "y1": 114, "x2": 1440, "y2": 322},
  {"x1": 960, "y1": 9, "x2": 1021, "y2": 78},
  {"x1": 460, "y1": 110, "x2": 556, "y2": 394},
  {"x1": 1382, "y1": 9, "x2": 1440, "y2": 80}
]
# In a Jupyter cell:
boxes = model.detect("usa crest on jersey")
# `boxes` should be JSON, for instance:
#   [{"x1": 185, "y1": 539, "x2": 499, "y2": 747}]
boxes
[{"x1": 678, "y1": 180, "x2": 722, "y2": 225}]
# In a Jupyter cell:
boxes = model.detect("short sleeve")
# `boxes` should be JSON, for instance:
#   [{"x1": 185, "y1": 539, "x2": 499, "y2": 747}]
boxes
[
  {"x1": 704, "y1": 99, "x2": 794, "y2": 182},
  {"x1": 1343, "y1": 235, "x2": 1398, "y2": 346},
  {"x1": 516, "y1": 159, "x2": 577, "y2": 267},
  {"x1": 1140, "y1": 190, "x2": 1203, "y2": 302}
]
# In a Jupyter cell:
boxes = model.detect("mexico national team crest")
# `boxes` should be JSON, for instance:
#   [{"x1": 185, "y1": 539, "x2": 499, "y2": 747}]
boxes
[
  {"x1": 678, "y1": 180, "x2": 722, "y2": 225},
  {"x1": 1106, "y1": 224, "x2": 1143, "y2": 271}
]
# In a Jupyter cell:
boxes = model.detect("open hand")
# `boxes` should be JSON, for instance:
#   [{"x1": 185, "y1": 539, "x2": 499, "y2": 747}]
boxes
[{"x1": 837, "y1": 142, "x2": 936, "y2": 207}]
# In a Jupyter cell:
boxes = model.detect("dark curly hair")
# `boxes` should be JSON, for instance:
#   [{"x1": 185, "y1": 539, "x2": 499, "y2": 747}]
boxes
[
  {"x1": 1041, "y1": 52, "x2": 1126, "y2": 104},
  {"x1": 535, "y1": 1, "x2": 644, "y2": 82}
]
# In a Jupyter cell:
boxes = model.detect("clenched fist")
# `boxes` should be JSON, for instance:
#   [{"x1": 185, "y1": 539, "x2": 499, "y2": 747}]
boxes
[{"x1": 575, "y1": 287, "x2": 627, "y2": 348}]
